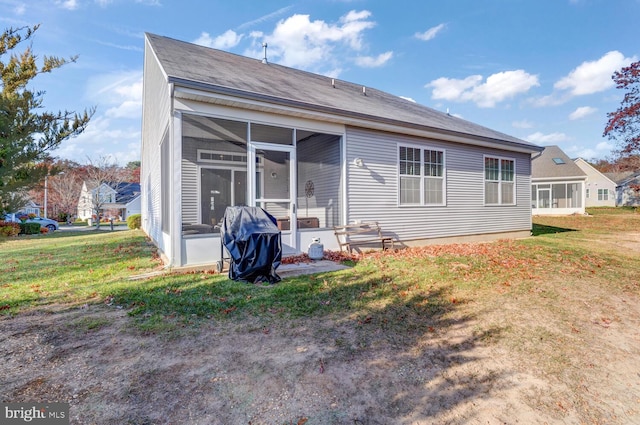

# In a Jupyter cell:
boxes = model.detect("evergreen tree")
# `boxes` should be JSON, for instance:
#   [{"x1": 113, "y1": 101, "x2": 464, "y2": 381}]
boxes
[{"x1": 0, "y1": 25, "x2": 93, "y2": 214}]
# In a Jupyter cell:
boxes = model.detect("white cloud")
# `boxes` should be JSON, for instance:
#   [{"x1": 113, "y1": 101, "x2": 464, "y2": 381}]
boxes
[
  {"x1": 105, "y1": 99, "x2": 141, "y2": 119},
  {"x1": 525, "y1": 132, "x2": 571, "y2": 144},
  {"x1": 569, "y1": 106, "x2": 597, "y2": 120},
  {"x1": 94, "y1": 40, "x2": 143, "y2": 52},
  {"x1": 355, "y1": 51, "x2": 393, "y2": 68},
  {"x1": 56, "y1": 116, "x2": 141, "y2": 165},
  {"x1": 88, "y1": 70, "x2": 142, "y2": 107},
  {"x1": 415, "y1": 23, "x2": 446, "y2": 41},
  {"x1": 244, "y1": 9, "x2": 379, "y2": 73},
  {"x1": 529, "y1": 93, "x2": 569, "y2": 107},
  {"x1": 428, "y1": 75, "x2": 482, "y2": 101},
  {"x1": 427, "y1": 70, "x2": 539, "y2": 108},
  {"x1": 512, "y1": 120, "x2": 534, "y2": 129},
  {"x1": 56, "y1": 70, "x2": 144, "y2": 165},
  {"x1": 194, "y1": 30, "x2": 243, "y2": 49},
  {"x1": 566, "y1": 141, "x2": 614, "y2": 160},
  {"x1": 237, "y1": 5, "x2": 294, "y2": 30},
  {"x1": 13, "y1": 2, "x2": 25, "y2": 14},
  {"x1": 56, "y1": 0, "x2": 77, "y2": 10},
  {"x1": 555, "y1": 51, "x2": 637, "y2": 96}
]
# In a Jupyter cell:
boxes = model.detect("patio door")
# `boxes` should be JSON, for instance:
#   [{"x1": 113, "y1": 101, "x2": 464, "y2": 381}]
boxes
[{"x1": 249, "y1": 142, "x2": 297, "y2": 252}]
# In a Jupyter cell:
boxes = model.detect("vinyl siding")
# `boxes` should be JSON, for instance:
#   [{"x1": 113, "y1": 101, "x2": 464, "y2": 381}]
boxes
[
  {"x1": 141, "y1": 38, "x2": 171, "y2": 252},
  {"x1": 181, "y1": 138, "x2": 198, "y2": 225},
  {"x1": 345, "y1": 127, "x2": 532, "y2": 242},
  {"x1": 574, "y1": 159, "x2": 616, "y2": 207}
]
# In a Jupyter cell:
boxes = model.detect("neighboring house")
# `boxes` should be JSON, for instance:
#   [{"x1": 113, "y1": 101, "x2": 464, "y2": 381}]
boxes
[
  {"x1": 605, "y1": 171, "x2": 640, "y2": 206},
  {"x1": 77, "y1": 182, "x2": 141, "y2": 220},
  {"x1": 531, "y1": 146, "x2": 587, "y2": 215},
  {"x1": 4, "y1": 200, "x2": 41, "y2": 218},
  {"x1": 141, "y1": 33, "x2": 543, "y2": 268},
  {"x1": 573, "y1": 158, "x2": 617, "y2": 207}
]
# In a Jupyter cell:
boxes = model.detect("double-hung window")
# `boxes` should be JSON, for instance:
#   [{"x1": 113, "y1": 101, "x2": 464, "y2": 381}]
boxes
[
  {"x1": 598, "y1": 188, "x2": 608, "y2": 201},
  {"x1": 399, "y1": 145, "x2": 445, "y2": 205},
  {"x1": 484, "y1": 156, "x2": 515, "y2": 205}
]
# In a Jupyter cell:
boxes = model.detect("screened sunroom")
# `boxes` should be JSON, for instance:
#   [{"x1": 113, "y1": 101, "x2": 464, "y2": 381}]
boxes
[{"x1": 179, "y1": 113, "x2": 343, "y2": 259}]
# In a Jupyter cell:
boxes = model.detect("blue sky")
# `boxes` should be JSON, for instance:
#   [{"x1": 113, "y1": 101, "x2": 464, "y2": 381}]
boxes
[{"x1": 2, "y1": 0, "x2": 639, "y2": 165}]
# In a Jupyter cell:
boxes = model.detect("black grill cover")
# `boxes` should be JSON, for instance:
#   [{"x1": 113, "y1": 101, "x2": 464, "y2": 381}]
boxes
[{"x1": 221, "y1": 206, "x2": 282, "y2": 283}]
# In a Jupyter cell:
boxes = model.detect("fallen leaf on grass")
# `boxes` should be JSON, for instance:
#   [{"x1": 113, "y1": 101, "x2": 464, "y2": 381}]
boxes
[{"x1": 298, "y1": 418, "x2": 308, "y2": 425}]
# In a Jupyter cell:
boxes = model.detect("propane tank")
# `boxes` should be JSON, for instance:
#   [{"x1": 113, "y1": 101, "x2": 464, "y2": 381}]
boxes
[{"x1": 308, "y1": 237, "x2": 324, "y2": 260}]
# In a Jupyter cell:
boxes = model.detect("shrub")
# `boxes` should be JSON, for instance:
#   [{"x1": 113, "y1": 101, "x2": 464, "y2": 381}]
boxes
[
  {"x1": 20, "y1": 222, "x2": 41, "y2": 235},
  {"x1": 127, "y1": 214, "x2": 141, "y2": 229},
  {"x1": 0, "y1": 220, "x2": 20, "y2": 237}
]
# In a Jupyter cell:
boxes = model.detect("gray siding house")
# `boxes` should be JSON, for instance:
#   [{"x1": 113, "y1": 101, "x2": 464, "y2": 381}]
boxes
[
  {"x1": 606, "y1": 172, "x2": 640, "y2": 206},
  {"x1": 141, "y1": 33, "x2": 542, "y2": 268},
  {"x1": 532, "y1": 146, "x2": 587, "y2": 215},
  {"x1": 573, "y1": 158, "x2": 616, "y2": 207}
]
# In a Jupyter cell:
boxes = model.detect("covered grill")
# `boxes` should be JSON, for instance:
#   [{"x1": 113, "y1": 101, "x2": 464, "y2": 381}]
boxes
[{"x1": 219, "y1": 206, "x2": 282, "y2": 284}]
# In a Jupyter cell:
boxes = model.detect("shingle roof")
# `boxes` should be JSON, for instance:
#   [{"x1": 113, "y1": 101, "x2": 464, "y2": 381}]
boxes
[
  {"x1": 604, "y1": 171, "x2": 637, "y2": 185},
  {"x1": 532, "y1": 146, "x2": 587, "y2": 179},
  {"x1": 146, "y1": 33, "x2": 541, "y2": 153},
  {"x1": 111, "y1": 182, "x2": 140, "y2": 204}
]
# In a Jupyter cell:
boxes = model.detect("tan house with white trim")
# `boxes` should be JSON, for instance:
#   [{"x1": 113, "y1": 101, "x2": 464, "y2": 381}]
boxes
[{"x1": 573, "y1": 158, "x2": 616, "y2": 207}]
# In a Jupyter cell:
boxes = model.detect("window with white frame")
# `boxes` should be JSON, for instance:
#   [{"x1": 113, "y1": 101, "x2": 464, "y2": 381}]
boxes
[
  {"x1": 399, "y1": 145, "x2": 445, "y2": 205},
  {"x1": 485, "y1": 156, "x2": 515, "y2": 205},
  {"x1": 598, "y1": 188, "x2": 609, "y2": 201}
]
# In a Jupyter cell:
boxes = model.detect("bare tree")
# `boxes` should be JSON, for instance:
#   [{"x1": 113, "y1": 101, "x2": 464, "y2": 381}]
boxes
[
  {"x1": 48, "y1": 171, "x2": 83, "y2": 222},
  {"x1": 81, "y1": 156, "x2": 129, "y2": 229}
]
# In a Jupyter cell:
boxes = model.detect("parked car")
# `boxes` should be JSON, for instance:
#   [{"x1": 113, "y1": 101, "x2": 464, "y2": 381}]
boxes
[
  {"x1": 4, "y1": 213, "x2": 59, "y2": 232},
  {"x1": 27, "y1": 216, "x2": 59, "y2": 232}
]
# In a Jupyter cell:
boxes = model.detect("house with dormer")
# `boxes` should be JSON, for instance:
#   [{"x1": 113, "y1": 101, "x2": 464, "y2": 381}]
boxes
[{"x1": 77, "y1": 181, "x2": 141, "y2": 221}]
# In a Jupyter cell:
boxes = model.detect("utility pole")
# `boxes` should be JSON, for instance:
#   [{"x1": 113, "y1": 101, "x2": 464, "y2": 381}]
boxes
[{"x1": 43, "y1": 175, "x2": 48, "y2": 218}]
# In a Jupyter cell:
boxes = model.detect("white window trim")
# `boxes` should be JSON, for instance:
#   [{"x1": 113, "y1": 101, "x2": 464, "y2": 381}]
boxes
[
  {"x1": 397, "y1": 143, "x2": 446, "y2": 207},
  {"x1": 483, "y1": 155, "x2": 516, "y2": 206},
  {"x1": 598, "y1": 188, "x2": 608, "y2": 201}
]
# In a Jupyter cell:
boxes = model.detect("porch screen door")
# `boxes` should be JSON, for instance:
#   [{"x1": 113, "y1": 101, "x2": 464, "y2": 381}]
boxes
[
  {"x1": 249, "y1": 142, "x2": 296, "y2": 252},
  {"x1": 538, "y1": 188, "x2": 551, "y2": 209}
]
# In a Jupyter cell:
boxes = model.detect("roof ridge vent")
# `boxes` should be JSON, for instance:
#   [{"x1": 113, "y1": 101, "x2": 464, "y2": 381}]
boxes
[
  {"x1": 362, "y1": 86, "x2": 366, "y2": 96},
  {"x1": 331, "y1": 78, "x2": 335, "y2": 88},
  {"x1": 261, "y1": 43, "x2": 268, "y2": 64}
]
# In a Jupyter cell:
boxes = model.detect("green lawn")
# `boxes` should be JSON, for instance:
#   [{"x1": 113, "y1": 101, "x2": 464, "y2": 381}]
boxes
[{"x1": 2, "y1": 211, "x2": 639, "y2": 335}]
